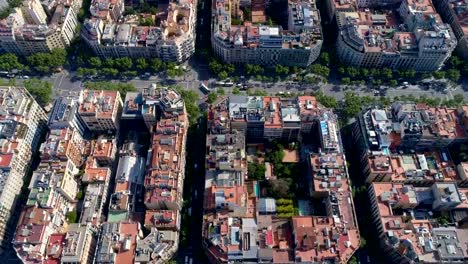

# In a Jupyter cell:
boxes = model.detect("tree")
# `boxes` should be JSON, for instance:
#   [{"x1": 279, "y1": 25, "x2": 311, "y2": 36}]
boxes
[
  {"x1": 49, "y1": 48, "x2": 67, "y2": 68},
  {"x1": 338, "y1": 67, "x2": 345, "y2": 75},
  {"x1": 453, "y1": 94, "x2": 465, "y2": 106},
  {"x1": 139, "y1": 17, "x2": 155, "y2": 26},
  {"x1": 346, "y1": 67, "x2": 359, "y2": 78},
  {"x1": 348, "y1": 256, "x2": 358, "y2": 264},
  {"x1": 343, "y1": 92, "x2": 363, "y2": 119},
  {"x1": 166, "y1": 65, "x2": 184, "y2": 78},
  {"x1": 315, "y1": 91, "x2": 338, "y2": 108},
  {"x1": 176, "y1": 89, "x2": 199, "y2": 123},
  {"x1": 379, "y1": 96, "x2": 391, "y2": 107},
  {"x1": 104, "y1": 58, "x2": 115, "y2": 68},
  {"x1": 27, "y1": 49, "x2": 66, "y2": 73},
  {"x1": 217, "y1": 87, "x2": 225, "y2": 95},
  {"x1": 310, "y1": 64, "x2": 330, "y2": 77},
  {"x1": 320, "y1": 52, "x2": 330, "y2": 65},
  {"x1": 244, "y1": 64, "x2": 264, "y2": 75},
  {"x1": 76, "y1": 67, "x2": 97, "y2": 77},
  {"x1": 150, "y1": 58, "x2": 164, "y2": 72},
  {"x1": 360, "y1": 237, "x2": 367, "y2": 249},
  {"x1": 209, "y1": 59, "x2": 223, "y2": 74},
  {"x1": 23, "y1": 79, "x2": 53, "y2": 107},
  {"x1": 207, "y1": 92, "x2": 218, "y2": 104},
  {"x1": 66, "y1": 211, "x2": 78, "y2": 223},
  {"x1": 433, "y1": 71, "x2": 445, "y2": 79},
  {"x1": 114, "y1": 57, "x2": 133, "y2": 71},
  {"x1": 341, "y1": 77, "x2": 351, "y2": 85},
  {"x1": 225, "y1": 64, "x2": 235, "y2": 75},
  {"x1": 135, "y1": 58, "x2": 148, "y2": 71},
  {"x1": 123, "y1": 7, "x2": 137, "y2": 15},
  {"x1": 88, "y1": 57, "x2": 102, "y2": 68},
  {"x1": 232, "y1": 87, "x2": 240, "y2": 94},
  {"x1": 218, "y1": 71, "x2": 228, "y2": 80},
  {"x1": 268, "y1": 17, "x2": 274, "y2": 26},
  {"x1": 0, "y1": 53, "x2": 23, "y2": 71},
  {"x1": 84, "y1": 81, "x2": 137, "y2": 97},
  {"x1": 381, "y1": 68, "x2": 393, "y2": 79},
  {"x1": 448, "y1": 56, "x2": 462, "y2": 69},
  {"x1": 446, "y1": 69, "x2": 461, "y2": 82},
  {"x1": 389, "y1": 79, "x2": 398, "y2": 86},
  {"x1": 101, "y1": 68, "x2": 118, "y2": 77},
  {"x1": 248, "y1": 162, "x2": 266, "y2": 180},
  {"x1": 267, "y1": 178, "x2": 292, "y2": 198},
  {"x1": 275, "y1": 65, "x2": 289, "y2": 75},
  {"x1": 123, "y1": 70, "x2": 137, "y2": 78},
  {"x1": 361, "y1": 68, "x2": 370, "y2": 77}
]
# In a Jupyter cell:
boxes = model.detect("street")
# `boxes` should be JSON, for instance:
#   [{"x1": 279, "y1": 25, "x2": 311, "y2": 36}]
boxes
[{"x1": 5, "y1": 68, "x2": 467, "y2": 104}]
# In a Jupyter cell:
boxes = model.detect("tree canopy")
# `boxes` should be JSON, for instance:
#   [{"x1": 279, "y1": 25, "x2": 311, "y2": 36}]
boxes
[
  {"x1": 84, "y1": 81, "x2": 137, "y2": 97},
  {"x1": 0, "y1": 53, "x2": 23, "y2": 71},
  {"x1": 27, "y1": 49, "x2": 66, "y2": 73},
  {"x1": 23, "y1": 79, "x2": 53, "y2": 107}
]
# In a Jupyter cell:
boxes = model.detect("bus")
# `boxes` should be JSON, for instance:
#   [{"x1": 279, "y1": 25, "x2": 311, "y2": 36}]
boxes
[{"x1": 200, "y1": 82, "x2": 212, "y2": 93}]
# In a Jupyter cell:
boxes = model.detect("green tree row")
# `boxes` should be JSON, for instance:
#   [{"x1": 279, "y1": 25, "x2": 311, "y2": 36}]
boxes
[
  {"x1": 0, "y1": 49, "x2": 66, "y2": 74},
  {"x1": 76, "y1": 57, "x2": 185, "y2": 78}
]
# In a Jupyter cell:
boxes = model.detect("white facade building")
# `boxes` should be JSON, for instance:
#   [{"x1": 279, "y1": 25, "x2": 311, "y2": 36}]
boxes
[{"x1": 0, "y1": 86, "x2": 48, "y2": 252}]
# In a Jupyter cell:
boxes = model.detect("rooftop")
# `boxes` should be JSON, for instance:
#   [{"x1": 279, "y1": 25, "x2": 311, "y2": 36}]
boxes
[
  {"x1": 78, "y1": 90, "x2": 120, "y2": 119},
  {"x1": 95, "y1": 222, "x2": 139, "y2": 264},
  {"x1": 0, "y1": 0, "x2": 79, "y2": 41},
  {"x1": 337, "y1": 0, "x2": 457, "y2": 56},
  {"x1": 83, "y1": 0, "x2": 195, "y2": 46},
  {"x1": 61, "y1": 224, "x2": 92, "y2": 263},
  {"x1": 292, "y1": 216, "x2": 359, "y2": 262},
  {"x1": 80, "y1": 183, "x2": 105, "y2": 226},
  {"x1": 144, "y1": 210, "x2": 180, "y2": 230},
  {"x1": 213, "y1": 0, "x2": 322, "y2": 49}
]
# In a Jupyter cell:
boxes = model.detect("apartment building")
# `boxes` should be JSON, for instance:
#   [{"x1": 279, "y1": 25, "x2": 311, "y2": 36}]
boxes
[
  {"x1": 368, "y1": 182, "x2": 468, "y2": 263},
  {"x1": 352, "y1": 104, "x2": 468, "y2": 184},
  {"x1": 333, "y1": 0, "x2": 457, "y2": 71},
  {"x1": 135, "y1": 227, "x2": 179, "y2": 263},
  {"x1": 211, "y1": 0, "x2": 322, "y2": 66},
  {"x1": 12, "y1": 207, "x2": 63, "y2": 262},
  {"x1": 60, "y1": 224, "x2": 97, "y2": 264},
  {"x1": 436, "y1": 0, "x2": 468, "y2": 59},
  {"x1": 143, "y1": 113, "x2": 187, "y2": 212},
  {"x1": 0, "y1": 0, "x2": 81, "y2": 55},
  {"x1": 11, "y1": 95, "x2": 109, "y2": 263},
  {"x1": 78, "y1": 90, "x2": 123, "y2": 133},
  {"x1": 94, "y1": 222, "x2": 141, "y2": 264},
  {"x1": 79, "y1": 137, "x2": 115, "y2": 227},
  {"x1": 108, "y1": 142, "x2": 145, "y2": 222},
  {"x1": 225, "y1": 95, "x2": 338, "y2": 143},
  {"x1": 123, "y1": 85, "x2": 185, "y2": 129},
  {"x1": 0, "y1": 86, "x2": 48, "y2": 252},
  {"x1": 203, "y1": 96, "x2": 360, "y2": 263},
  {"x1": 120, "y1": 87, "x2": 187, "y2": 263},
  {"x1": 28, "y1": 160, "x2": 80, "y2": 208},
  {"x1": 49, "y1": 96, "x2": 87, "y2": 137},
  {"x1": 346, "y1": 101, "x2": 468, "y2": 263},
  {"x1": 40, "y1": 126, "x2": 87, "y2": 170},
  {"x1": 81, "y1": 0, "x2": 196, "y2": 61},
  {"x1": 300, "y1": 151, "x2": 360, "y2": 262}
]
